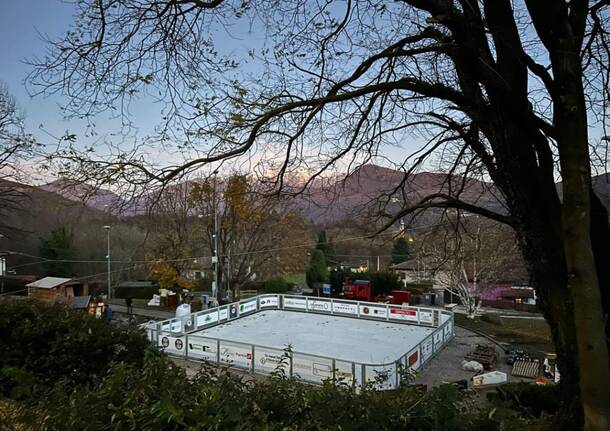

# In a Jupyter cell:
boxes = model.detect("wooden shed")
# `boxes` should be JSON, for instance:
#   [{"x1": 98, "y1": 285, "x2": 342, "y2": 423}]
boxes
[{"x1": 26, "y1": 277, "x2": 89, "y2": 304}]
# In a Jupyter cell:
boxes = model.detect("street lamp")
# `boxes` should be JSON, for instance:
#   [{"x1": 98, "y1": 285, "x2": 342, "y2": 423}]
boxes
[
  {"x1": 197, "y1": 169, "x2": 220, "y2": 301},
  {"x1": 212, "y1": 170, "x2": 219, "y2": 301},
  {"x1": 103, "y1": 226, "x2": 111, "y2": 300}
]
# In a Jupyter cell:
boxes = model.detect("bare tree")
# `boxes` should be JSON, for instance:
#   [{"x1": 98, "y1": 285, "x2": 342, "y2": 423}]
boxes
[
  {"x1": 429, "y1": 219, "x2": 526, "y2": 318},
  {"x1": 0, "y1": 83, "x2": 36, "y2": 235},
  {"x1": 28, "y1": 1, "x2": 610, "y2": 425}
]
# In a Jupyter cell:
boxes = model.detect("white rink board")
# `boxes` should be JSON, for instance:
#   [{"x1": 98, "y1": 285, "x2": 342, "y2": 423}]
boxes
[{"x1": 193, "y1": 310, "x2": 441, "y2": 364}]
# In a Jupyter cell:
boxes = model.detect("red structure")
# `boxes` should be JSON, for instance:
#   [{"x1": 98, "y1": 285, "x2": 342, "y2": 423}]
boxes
[{"x1": 341, "y1": 278, "x2": 411, "y2": 304}]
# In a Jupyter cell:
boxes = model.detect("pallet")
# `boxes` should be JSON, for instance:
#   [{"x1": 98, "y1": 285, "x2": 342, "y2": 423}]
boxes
[
  {"x1": 511, "y1": 360, "x2": 540, "y2": 379},
  {"x1": 464, "y1": 344, "x2": 498, "y2": 370}
]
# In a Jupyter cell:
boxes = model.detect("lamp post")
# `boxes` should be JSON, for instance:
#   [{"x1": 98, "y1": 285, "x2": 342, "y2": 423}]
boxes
[
  {"x1": 199, "y1": 170, "x2": 220, "y2": 301},
  {"x1": 103, "y1": 226, "x2": 111, "y2": 300},
  {"x1": 212, "y1": 170, "x2": 219, "y2": 301}
]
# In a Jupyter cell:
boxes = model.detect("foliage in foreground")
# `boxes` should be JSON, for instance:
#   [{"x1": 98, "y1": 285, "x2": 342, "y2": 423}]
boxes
[
  {"x1": 8, "y1": 353, "x2": 556, "y2": 431},
  {"x1": 0, "y1": 299, "x2": 565, "y2": 430},
  {"x1": 0, "y1": 298, "x2": 149, "y2": 397}
]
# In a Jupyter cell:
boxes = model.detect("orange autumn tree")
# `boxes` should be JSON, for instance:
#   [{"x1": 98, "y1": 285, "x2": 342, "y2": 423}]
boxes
[{"x1": 148, "y1": 260, "x2": 195, "y2": 291}]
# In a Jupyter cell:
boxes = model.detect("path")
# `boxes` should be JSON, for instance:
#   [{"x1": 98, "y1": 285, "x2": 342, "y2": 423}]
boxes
[
  {"x1": 109, "y1": 303, "x2": 174, "y2": 320},
  {"x1": 415, "y1": 326, "x2": 523, "y2": 388}
]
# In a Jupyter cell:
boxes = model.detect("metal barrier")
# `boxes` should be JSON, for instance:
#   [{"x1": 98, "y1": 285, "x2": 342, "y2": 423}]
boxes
[{"x1": 145, "y1": 294, "x2": 454, "y2": 390}]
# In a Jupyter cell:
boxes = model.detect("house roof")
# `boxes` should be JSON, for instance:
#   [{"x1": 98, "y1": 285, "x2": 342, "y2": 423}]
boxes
[
  {"x1": 390, "y1": 258, "x2": 439, "y2": 271},
  {"x1": 26, "y1": 277, "x2": 72, "y2": 289}
]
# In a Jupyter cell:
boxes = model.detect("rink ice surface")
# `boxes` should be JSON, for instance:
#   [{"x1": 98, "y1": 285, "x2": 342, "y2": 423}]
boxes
[{"x1": 194, "y1": 310, "x2": 436, "y2": 364}]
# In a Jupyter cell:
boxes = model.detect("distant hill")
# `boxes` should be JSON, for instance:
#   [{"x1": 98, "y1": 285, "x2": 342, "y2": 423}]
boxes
[
  {"x1": 0, "y1": 178, "x2": 111, "y2": 274},
  {"x1": 28, "y1": 165, "x2": 509, "y2": 225},
  {"x1": 40, "y1": 178, "x2": 125, "y2": 214},
  {"x1": 292, "y1": 164, "x2": 505, "y2": 224}
]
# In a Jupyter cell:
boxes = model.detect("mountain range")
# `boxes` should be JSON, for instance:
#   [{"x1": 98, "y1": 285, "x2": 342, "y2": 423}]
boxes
[
  {"x1": 5, "y1": 163, "x2": 610, "y2": 229},
  {"x1": 35, "y1": 164, "x2": 507, "y2": 223}
]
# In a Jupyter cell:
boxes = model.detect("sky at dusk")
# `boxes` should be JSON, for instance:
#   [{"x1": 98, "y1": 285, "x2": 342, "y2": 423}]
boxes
[
  {"x1": 0, "y1": 1, "x2": 438, "y2": 184},
  {"x1": 1, "y1": 1, "x2": 176, "y2": 162}
]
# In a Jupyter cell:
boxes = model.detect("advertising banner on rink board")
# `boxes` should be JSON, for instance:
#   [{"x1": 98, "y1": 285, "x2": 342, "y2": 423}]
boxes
[
  {"x1": 407, "y1": 348, "x2": 420, "y2": 370},
  {"x1": 229, "y1": 302, "x2": 239, "y2": 319},
  {"x1": 443, "y1": 322, "x2": 452, "y2": 341},
  {"x1": 254, "y1": 347, "x2": 288, "y2": 373},
  {"x1": 365, "y1": 366, "x2": 395, "y2": 390},
  {"x1": 187, "y1": 336, "x2": 217, "y2": 362},
  {"x1": 359, "y1": 304, "x2": 388, "y2": 319},
  {"x1": 419, "y1": 310, "x2": 434, "y2": 324},
  {"x1": 292, "y1": 354, "x2": 333, "y2": 383},
  {"x1": 283, "y1": 297, "x2": 307, "y2": 310},
  {"x1": 307, "y1": 299, "x2": 331, "y2": 312},
  {"x1": 219, "y1": 342, "x2": 253, "y2": 368},
  {"x1": 259, "y1": 296, "x2": 279, "y2": 308},
  {"x1": 158, "y1": 335, "x2": 186, "y2": 356},
  {"x1": 334, "y1": 360, "x2": 355, "y2": 385},
  {"x1": 388, "y1": 307, "x2": 419, "y2": 322},
  {"x1": 434, "y1": 331, "x2": 443, "y2": 349},
  {"x1": 239, "y1": 299, "x2": 257, "y2": 315},
  {"x1": 196, "y1": 311, "x2": 219, "y2": 328},
  {"x1": 332, "y1": 301, "x2": 358, "y2": 315},
  {"x1": 219, "y1": 307, "x2": 228, "y2": 320},
  {"x1": 421, "y1": 338, "x2": 434, "y2": 362}
]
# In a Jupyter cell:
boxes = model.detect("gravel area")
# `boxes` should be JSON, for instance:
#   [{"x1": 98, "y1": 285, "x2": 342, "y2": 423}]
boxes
[{"x1": 414, "y1": 326, "x2": 520, "y2": 388}]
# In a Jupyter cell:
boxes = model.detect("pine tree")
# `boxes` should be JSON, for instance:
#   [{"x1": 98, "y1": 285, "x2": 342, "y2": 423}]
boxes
[
  {"x1": 39, "y1": 225, "x2": 75, "y2": 277},
  {"x1": 315, "y1": 231, "x2": 336, "y2": 264},
  {"x1": 306, "y1": 249, "x2": 328, "y2": 288},
  {"x1": 391, "y1": 237, "x2": 411, "y2": 264}
]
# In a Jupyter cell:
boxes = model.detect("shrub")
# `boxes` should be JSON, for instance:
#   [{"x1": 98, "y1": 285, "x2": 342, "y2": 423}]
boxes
[
  {"x1": 0, "y1": 298, "x2": 150, "y2": 395},
  {"x1": 262, "y1": 277, "x2": 291, "y2": 294}
]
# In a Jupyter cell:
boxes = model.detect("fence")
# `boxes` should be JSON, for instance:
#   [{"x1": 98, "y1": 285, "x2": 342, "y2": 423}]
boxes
[{"x1": 145, "y1": 294, "x2": 454, "y2": 390}]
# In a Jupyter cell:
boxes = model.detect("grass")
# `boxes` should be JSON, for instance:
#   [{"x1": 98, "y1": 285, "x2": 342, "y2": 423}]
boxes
[
  {"x1": 455, "y1": 313, "x2": 554, "y2": 357},
  {"x1": 283, "y1": 272, "x2": 306, "y2": 285}
]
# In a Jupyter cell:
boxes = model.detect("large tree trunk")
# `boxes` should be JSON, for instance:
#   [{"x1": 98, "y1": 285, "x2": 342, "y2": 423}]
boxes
[{"x1": 553, "y1": 32, "x2": 610, "y2": 429}]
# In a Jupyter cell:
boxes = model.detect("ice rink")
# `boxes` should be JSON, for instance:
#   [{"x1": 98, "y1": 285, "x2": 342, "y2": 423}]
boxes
[{"x1": 194, "y1": 309, "x2": 438, "y2": 364}]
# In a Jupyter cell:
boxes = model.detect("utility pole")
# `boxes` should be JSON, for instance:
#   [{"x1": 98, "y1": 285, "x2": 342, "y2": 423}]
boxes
[
  {"x1": 212, "y1": 170, "x2": 219, "y2": 301},
  {"x1": 103, "y1": 226, "x2": 111, "y2": 300}
]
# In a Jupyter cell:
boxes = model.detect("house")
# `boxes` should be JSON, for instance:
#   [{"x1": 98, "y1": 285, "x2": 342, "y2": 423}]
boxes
[
  {"x1": 26, "y1": 277, "x2": 89, "y2": 304},
  {"x1": 390, "y1": 258, "x2": 445, "y2": 287},
  {"x1": 497, "y1": 286, "x2": 536, "y2": 305}
]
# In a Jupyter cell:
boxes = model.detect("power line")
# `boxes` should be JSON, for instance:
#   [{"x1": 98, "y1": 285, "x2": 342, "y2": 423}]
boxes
[{"x1": 4, "y1": 231, "x2": 404, "y2": 270}]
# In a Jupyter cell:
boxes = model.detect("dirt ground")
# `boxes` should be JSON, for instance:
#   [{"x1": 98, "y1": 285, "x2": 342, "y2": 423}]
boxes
[{"x1": 414, "y1": 326, "x2": 520, "y2": 388}]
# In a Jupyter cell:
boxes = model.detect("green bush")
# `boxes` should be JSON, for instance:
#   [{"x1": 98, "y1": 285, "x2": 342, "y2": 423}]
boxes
[
  {"x1": 0, "y1": 298, "x2": 150, "y2": 395},
  {"x1": 369, "y1": 271, "x2": 402, "y2": 296},
  {"x1": 262, "y1": 277, "x2": 291, "y2": 293},
  {"x1": 16, "y1": 357, "x2": 547, "y2": 431}
]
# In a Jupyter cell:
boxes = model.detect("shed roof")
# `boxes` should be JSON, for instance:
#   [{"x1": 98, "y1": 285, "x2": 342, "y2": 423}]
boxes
[
  {"x1": 70, "y1": 295, "x2": 92, "y2": 309},
  {"x1": 26, "y1": 277, "x2": 72, "y2": 289}
]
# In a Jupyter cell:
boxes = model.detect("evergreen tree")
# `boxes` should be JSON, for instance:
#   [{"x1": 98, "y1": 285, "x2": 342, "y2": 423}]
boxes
[
  {"x1": 391, "y1": 237, "x2": 411, "y2": 264},
  {"x1": 39, "y1": 225, "x2": 75, "y2": 277},
  {"x1": 315, "y1": 231, "x2": 336, "y2": 265},
  {"x1": 306, "y1": 249, "x2": 328, "y2": 288}
]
